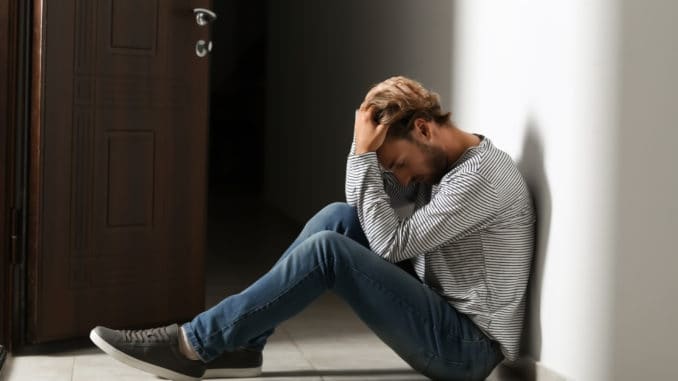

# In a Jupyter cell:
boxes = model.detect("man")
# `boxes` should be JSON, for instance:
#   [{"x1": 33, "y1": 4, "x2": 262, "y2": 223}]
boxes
[{"x1": 90, "y1": 76, "x2": 535, "y2": 381}]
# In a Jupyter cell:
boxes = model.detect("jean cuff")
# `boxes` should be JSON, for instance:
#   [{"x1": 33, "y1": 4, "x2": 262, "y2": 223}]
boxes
[{"x1": 181, "y1": 322, "x2": 210, "y2": 363}]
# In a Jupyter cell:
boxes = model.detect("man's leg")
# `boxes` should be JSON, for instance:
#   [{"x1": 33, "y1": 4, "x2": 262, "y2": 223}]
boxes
[
  {"x1": 230, "y1": 202, "x2": 369, "y2": 351},
  {"x1": 183, "y1": 230, "x2": 502, "y2": 380},
  {"x1": 91, "y1": 203, "x2": 502, "y2": 380}
]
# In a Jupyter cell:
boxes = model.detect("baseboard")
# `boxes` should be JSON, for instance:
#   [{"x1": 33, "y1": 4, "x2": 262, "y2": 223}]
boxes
[{"x1": 489, "y1": 357, "x2": 568, "y2": 381}]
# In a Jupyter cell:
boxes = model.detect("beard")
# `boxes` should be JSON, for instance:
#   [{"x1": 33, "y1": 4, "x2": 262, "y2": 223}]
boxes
[{"x1": 415, "y1": 141, "x2": 450, "y2": 185}]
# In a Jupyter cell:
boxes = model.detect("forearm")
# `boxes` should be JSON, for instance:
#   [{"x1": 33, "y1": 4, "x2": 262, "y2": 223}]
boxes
[
  {"x1": 346, "y1": 152, "x2": 406, "y2": 261},
  {"x1": 345, "y1": 135, "x2": 421, "y2": 211},
  {"x1": 346, "y1": 152, "x2": 501, "y2": 262}
]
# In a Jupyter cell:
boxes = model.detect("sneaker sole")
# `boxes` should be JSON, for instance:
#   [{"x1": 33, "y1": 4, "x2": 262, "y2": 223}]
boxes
[{"x1": 90, "y1": 329, "x2": 200, "y2": 381}]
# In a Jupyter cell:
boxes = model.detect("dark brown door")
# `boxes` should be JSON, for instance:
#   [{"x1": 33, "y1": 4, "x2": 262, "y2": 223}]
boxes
[{"x1": 28, "y1": 0, "x2": 212, "y2": 342}]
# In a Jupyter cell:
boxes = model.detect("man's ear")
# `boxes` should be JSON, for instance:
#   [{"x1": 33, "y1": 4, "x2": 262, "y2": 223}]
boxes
[{"x1": 413, "y1": 118, "x2": 432, "y2": 139}]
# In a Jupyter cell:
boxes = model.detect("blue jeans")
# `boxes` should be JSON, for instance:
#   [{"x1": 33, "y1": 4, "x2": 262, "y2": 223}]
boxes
[{"x1": 183, "y1": 203, "x2": 503, "y2": 380}]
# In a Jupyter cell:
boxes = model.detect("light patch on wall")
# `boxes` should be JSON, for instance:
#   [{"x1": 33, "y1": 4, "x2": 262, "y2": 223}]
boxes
[{"x1": 451, "y1": 1, "x2": 619, "y2": 380}]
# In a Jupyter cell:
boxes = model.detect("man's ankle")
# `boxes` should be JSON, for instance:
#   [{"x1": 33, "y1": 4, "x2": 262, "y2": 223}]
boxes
[{"x1": 178, "y1": 326, "x2": 201, "y2": 361}]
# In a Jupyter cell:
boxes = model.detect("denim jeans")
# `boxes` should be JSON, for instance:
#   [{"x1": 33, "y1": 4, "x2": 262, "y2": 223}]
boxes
[{"x1": 183, "y1": 202, "x2": 504, "y2": 380}]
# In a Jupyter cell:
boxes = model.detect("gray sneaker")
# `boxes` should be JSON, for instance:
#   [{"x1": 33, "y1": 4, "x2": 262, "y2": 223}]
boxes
[{"x1": 90, "y1": 324, "x2": 262, "y2": 381}]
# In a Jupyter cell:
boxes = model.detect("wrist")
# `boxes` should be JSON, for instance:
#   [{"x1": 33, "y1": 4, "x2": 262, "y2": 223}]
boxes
[{"x1": 354, "y1": 146, "x2": 372, "y2": 155}]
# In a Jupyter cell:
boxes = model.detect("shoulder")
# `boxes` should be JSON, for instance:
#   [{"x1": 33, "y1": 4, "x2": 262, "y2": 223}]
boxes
[{"x1": 439, "y1": 138, "x2": 527, "y2": 198}]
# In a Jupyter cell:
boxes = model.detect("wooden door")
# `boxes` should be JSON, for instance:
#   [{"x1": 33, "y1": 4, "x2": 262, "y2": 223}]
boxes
[{"x1": 28, "y1": 0, "x2": 212, "y2": 342}]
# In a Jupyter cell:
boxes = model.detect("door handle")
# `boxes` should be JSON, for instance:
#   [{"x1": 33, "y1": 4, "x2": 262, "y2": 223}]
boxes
[
  {"x1": 193, "y1": 8, "x2": 217, "y2": 26},
  {"x1": 195, "y1": 40, "x2": 213, "y2": 57}
]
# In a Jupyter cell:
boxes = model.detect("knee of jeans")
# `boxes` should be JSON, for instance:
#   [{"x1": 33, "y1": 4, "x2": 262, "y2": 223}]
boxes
[
  {"x1": 315, "y1": 202, "x2": 357, "y2": 226},
  {"x1": 305, "y1": 230, "x2": 354, "y2": 259},
  {"x1": 307, "y1": 230, "x2": 343, "y2": 245}
]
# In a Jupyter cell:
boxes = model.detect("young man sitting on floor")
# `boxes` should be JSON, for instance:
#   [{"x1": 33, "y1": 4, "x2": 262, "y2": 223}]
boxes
[{"x1": 90, "y1": 76, "x2": 535, "y2": 381}]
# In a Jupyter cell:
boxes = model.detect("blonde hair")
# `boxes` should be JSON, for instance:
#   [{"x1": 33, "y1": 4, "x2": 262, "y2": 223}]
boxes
[{"x1": 364, "y1": 76, "x2": 452, "y2": 140}]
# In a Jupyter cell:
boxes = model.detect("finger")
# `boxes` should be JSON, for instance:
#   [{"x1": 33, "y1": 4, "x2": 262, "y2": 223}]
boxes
[
  {"x1": 376, "y1": 123, "x2": 390, "y2": 131},
  {"x1": 362, "y1": 107, "x2": 376, "y2": 123},
  {"x1": 357, "y1": 105, "x2": 372, "y2": 118},
  {"x1": 359, "y1": 101, "x2": 370, "y2": 112},
  {"x1": 355, "y1": 107, "x2": 375, "y2": 127}
]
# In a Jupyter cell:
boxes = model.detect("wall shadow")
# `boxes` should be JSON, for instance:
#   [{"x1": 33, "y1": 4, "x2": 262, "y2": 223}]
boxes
[{"x1": 515, "y1": 117, "x2": 552, "y2": 369}]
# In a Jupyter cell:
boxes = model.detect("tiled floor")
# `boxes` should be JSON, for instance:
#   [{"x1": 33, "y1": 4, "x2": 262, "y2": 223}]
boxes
[{"x1": 0, "y1": 191, "x2": 512, "y2": 381}]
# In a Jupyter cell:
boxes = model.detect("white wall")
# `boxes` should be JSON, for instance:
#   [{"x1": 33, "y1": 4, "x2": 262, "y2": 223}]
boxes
[
  {"x1": 611, "y1": 0, "x2": 678, "y2": 380},
  {"x1": 454, "y1": 1, "x2": 678, "y2": 380},
  {"x1": 264, "y1": 0, "x2": 453, "y2": 222},
  {"x1": 452, "y1": 1, "x2": 618, "y2": 379}
]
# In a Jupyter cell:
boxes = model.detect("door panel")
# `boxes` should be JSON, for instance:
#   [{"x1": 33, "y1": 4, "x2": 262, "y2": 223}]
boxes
[{"x1": 30, "y1": 0, "x2": 210, "y2": 342}]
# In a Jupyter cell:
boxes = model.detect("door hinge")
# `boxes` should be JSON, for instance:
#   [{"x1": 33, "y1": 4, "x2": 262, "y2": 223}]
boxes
[{"x1": 10, "y1": 208, "x2": 21, "y2": 265}]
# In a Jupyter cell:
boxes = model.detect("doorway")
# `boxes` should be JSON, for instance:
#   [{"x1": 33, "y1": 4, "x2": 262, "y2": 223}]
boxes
[
  {"x1": 1, "y1": 0, "x2": 32, "y2": 355},
  {"x1": 208, "y1": 1, "x2": 267, "y2": 194},
  {"x1": 204, "y1": 1, "x2": 301, "y2": 308}
]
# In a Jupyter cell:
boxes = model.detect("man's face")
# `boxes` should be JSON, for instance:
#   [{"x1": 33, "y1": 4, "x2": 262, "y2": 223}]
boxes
[{"x1": 376, "y1": 137, "x2": 450, "y2": 186}]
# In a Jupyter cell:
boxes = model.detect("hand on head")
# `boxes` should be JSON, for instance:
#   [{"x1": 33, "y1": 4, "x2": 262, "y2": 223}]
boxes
[
  {"x1": 354, "y1": 76, "x2": 425, "y2": 154},
  {"x1": 354, "y1": 76, "x2": 447, "y2": 155},
  {"x1": 353, "y1": 106, "x2": 389, "y2": 155}
]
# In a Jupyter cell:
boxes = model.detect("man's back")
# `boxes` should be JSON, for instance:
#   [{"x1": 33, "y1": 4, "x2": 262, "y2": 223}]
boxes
[{"x1": 411, "y1": 136, "x2": 535, "y2": 361}]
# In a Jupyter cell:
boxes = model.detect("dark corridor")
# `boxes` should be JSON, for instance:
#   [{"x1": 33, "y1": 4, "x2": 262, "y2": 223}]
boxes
[{"x1": 208, "y1": 1, "x2": 268, "y2": 194}]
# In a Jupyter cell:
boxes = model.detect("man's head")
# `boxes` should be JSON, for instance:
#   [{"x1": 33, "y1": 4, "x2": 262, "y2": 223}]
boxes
[
  {"x1": 362, "y1": 76, "x2": 454, "y2": 186},
  {"x1": 363, "y1": 76, "x2": 452, "y2": 141}
]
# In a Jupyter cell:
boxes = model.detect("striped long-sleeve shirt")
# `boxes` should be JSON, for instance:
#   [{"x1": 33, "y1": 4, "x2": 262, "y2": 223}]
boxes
[{"x1": 345, "y1": 135, "x2": 535, "y2": 361}]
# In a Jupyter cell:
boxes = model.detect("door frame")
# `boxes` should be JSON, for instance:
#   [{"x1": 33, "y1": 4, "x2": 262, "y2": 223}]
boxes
[
  {"x1": 0, "y1": 0, "x2": 11, "y2": 353},
  {"x1": 0, "y1": 102, "x2": 7, "y2": 366},
  {"x1": 0, "y1": 0, "x2": 38, "y2": 353},
  {"x1": 25, "y1": 0, "x2": 42, "y2": 348}
]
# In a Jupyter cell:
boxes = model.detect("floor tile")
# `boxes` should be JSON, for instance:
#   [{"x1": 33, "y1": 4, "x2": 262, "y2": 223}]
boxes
[
  {"x1": 72, "y1": 348, "x2": 159, "y2": 381},
  {"x1": 259, "y1": 328, "x2": 314, "y2": 373},
  {"x1": 2, "y1": 354, "x2": 74, "y2": 381},
  {"x1": 273, "y1": 295, "x2": 425, "y2": 380}
]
